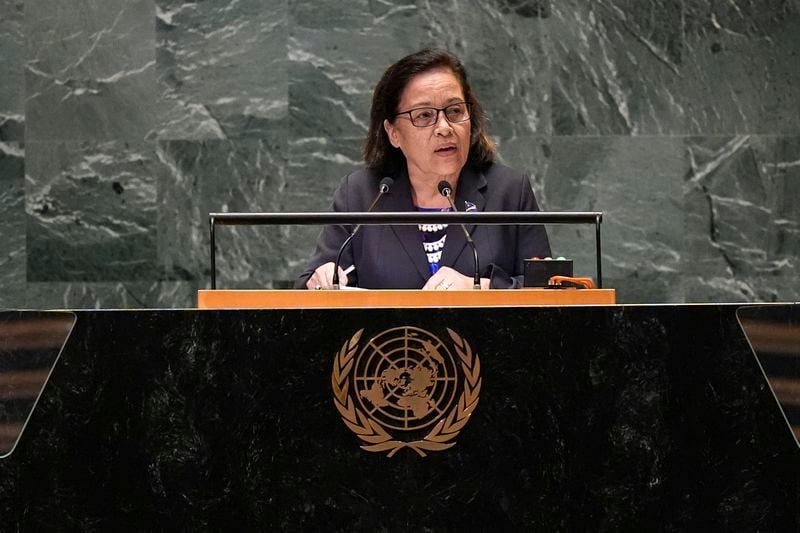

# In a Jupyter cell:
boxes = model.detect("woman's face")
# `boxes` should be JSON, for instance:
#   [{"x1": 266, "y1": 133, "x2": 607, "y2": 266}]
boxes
[{"x1": 383, "y1": 68, "x2": 471, "y2": 183}]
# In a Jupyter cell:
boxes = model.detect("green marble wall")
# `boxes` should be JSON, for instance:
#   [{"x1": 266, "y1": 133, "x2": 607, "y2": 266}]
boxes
[{"x1": 1, "y1": 0, "x2": 798, "y2": 308}]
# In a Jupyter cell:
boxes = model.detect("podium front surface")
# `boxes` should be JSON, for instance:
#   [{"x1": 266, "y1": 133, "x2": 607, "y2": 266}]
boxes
[{"x1": 0, "y1": 304, "x2": 797, "y2": 530}]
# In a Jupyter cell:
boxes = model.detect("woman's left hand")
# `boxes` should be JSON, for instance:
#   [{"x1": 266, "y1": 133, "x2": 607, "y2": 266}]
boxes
[{"x1": 422, "y1": 266, "x2": 489, "y2": 290}]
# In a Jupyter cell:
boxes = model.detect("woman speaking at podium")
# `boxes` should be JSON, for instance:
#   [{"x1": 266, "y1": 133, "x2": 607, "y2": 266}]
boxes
[{"x1": 297, "y1": 49, "x2": 550, "y2": 290}]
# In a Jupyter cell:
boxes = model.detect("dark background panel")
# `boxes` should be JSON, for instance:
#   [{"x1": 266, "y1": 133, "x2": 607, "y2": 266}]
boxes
[{"x1": 0, "y1": 1, "x2": 797, "y2": 306}]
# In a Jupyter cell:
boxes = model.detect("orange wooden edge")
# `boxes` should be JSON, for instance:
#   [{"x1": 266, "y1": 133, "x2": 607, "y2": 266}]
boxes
[{"x1": 197, "y1": 288, "x2": 616, "y2": 309}]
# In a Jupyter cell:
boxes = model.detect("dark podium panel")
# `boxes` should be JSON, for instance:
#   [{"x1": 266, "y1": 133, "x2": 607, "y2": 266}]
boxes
[{"x1": 0, "y1": 305, "x2": 798, "y2": 531}]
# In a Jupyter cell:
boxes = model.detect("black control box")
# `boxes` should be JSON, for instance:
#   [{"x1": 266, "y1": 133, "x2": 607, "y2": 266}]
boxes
[{"x1": 523, "y1": 258, "x2": 574, "y2": 287}]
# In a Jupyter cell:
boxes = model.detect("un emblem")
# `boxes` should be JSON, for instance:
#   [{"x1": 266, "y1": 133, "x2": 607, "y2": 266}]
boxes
[{"x1": 332, "y1": 326, "x2": 481, "y2": 457}]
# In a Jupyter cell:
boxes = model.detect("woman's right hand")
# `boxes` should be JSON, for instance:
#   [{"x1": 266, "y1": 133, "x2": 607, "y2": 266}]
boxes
[{"x1": 306, "y1": 262, "x2": 349, "y2": 290}]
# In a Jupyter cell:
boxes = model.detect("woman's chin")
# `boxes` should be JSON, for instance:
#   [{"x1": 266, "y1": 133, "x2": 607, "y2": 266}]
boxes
[{"x1": 429, "y1": 158, "x2": 464, "y2": 177}]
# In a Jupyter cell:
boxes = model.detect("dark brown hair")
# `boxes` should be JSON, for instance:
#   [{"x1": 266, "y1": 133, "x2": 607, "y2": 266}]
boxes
[{"x1": 363, "y1": 49, "x2": 496, "y2": 176}]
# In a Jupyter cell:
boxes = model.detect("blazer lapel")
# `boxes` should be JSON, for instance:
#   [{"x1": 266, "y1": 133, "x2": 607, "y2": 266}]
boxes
[
  {"x1": 440, "y1": 166, "x2": 487, "y2": 268},
  {"x1": 384, "y1": 172, "x2": 431, "y2": 281}
]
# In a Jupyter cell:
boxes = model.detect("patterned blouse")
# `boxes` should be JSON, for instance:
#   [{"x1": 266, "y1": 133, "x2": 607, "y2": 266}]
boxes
[{"x1": 416, "y1": 206, "x2": 451, "y2": 275}]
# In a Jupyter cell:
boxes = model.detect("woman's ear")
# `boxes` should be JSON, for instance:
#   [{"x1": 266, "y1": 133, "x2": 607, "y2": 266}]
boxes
[{"x1": 383, "y1": 119, "x2": 400, "y2": 149}]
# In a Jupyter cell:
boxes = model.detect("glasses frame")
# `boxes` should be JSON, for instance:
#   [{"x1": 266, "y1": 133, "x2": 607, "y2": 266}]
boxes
[{"x1": 393, "y1": 101, "x2": 472, "y2": 128}]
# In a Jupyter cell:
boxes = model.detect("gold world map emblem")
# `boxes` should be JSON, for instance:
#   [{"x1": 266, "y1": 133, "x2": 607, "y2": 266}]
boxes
[{"x1": 332, "y1": 326, "x2": 481, "y2": 457}]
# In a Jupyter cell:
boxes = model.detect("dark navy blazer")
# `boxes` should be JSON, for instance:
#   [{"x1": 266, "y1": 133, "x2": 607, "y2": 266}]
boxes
[{"x1": 296, "y1": 163, "x2": 551, "y2": 289}]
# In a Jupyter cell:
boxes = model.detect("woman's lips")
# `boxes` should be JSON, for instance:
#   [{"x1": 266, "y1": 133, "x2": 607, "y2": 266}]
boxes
[{"x1": 435, "y1": 146, "x2": 457, "y2": 156}]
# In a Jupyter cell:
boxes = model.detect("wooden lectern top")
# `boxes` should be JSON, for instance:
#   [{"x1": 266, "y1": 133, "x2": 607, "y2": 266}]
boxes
[{"x1": 197, "y1": 288, "x2": 616, "y2": 309}]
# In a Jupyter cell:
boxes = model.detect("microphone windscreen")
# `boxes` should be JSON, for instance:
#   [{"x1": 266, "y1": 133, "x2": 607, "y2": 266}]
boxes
[
  {"x1": 437, "y1": 180, "x2": 451, "y2": 196},
  {"x1": 379, "y1": 177, "x2": 394, "y2": 192}
]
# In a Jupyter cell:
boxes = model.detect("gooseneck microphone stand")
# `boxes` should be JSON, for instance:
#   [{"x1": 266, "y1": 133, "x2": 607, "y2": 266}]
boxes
[{"x1": 438, "y1": 180, "x2": 481, "y2": 290}]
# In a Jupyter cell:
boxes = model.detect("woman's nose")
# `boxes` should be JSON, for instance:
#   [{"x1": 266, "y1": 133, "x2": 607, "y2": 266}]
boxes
[{"x1": 433, "y1": 111, "x2": 453, "y2": 135}]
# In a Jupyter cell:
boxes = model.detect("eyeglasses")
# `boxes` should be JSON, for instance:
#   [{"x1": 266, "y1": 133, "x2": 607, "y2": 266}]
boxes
[{"x1": 393, "y1": 102, "x2": 472, "y2": 127}]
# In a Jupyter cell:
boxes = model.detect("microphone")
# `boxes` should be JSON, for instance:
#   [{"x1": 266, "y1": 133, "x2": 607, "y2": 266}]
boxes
[
  {"x1": 437, "y1": 180, "x2": 481, "y2": 289},
  {"x1": 332, "y1": 177, "x2": 394, "y2": 288}
]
